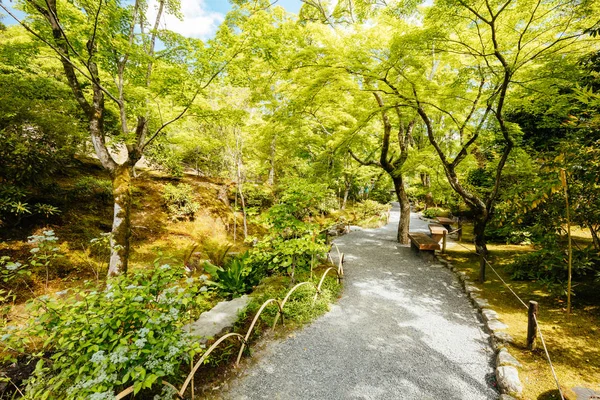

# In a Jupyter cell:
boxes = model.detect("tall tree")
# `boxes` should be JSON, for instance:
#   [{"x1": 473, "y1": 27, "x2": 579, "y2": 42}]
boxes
[{"x1": 1, "y1": 0, "x2": 244, "y2": 275}]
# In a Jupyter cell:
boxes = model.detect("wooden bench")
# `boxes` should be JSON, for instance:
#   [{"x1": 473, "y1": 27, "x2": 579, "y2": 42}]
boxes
[
  {"x1": 408, "y1": 232, "x2": 440, "y2": 261},
  {"x1": 428, "y1": 224, "x2": 447, "y2": 243},
  {"x1": 435, "y1": 217, "x2": 454, "y2": 231}
]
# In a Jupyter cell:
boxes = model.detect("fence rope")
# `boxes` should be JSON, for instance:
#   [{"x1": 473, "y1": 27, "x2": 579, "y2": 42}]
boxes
[
  {"x1": 533, "y1": 314, "x2": 565, "y2": 400},
  {"x1": 449, "y1": 240, "x2": 563, "y2": 397},
  {"x1": 454, "y1": 242, "x2": 528, "y2": 310}
]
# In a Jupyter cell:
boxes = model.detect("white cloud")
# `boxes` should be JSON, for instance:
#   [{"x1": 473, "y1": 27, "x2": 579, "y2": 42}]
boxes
[{"x1": 147, "y1": 0, "x2": 224, "y2": 39}]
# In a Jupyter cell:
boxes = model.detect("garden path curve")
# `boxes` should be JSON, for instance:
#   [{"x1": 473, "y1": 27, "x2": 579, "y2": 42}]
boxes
[{"x1": 222, "y1": 204, "x2": 498, "y2": 399}]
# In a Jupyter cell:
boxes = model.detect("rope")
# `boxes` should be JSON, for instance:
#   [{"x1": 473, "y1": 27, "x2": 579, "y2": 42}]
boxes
[
  {"x1": 453, "y1": 241, "x2": 528, "y2": 309},
  {"x1": 448, "y1": 240, "x2": 563, "y2": 396},
  {"x1": 533, "y1": 314, "x2": 565, "y2": 400}
]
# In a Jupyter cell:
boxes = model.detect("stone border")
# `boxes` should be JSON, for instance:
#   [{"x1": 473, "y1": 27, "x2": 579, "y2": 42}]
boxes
[{"x1": 436, "y1": 254, "x2": 523, "y2": 399}]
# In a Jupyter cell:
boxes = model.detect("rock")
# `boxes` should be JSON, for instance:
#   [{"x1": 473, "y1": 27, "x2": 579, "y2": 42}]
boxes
[
  {"x1": 183, "y1": 295, "x2": 250, "y2": 342},
  {"x1": 487, "y1": 319, "x2": 508, "y2": 331},
  {"x1": 573, "y1": 386, "x2": 600, "y2": 400},
  {"x1": 482, "y1": 309, "x2": 499, "y2": 322},
  {"x1": 464, "y1": 284, "x2": 481, "y2": 293},
  {"x1": 497, "y1": 349, "x2": 522, "y2": 368},
  {"x1": 496, "y1": 366, "x2": 523, "y2": 397},
  {"x1": 493, "y1": 331, "x2": 514, "y2": 344},
  {"x1": 499, "y1": 395, "x2": 517, "y2": 400},
  {"x1": 473, "y1": 297, "x2": 490, "y2": 308},
  {"x1": 469, "y1": 291, "x2": 481, "y2": 300}
]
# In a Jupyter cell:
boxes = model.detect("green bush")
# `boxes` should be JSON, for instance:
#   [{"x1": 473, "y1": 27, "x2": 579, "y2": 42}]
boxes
[
  {"x1": 2, "y1": 264, "x2": 209, "y2": 399},
  {"x1": 241, "y1": 184, "x2": 274, "y2": 209},
  {"x1": 0, "y1": 185, "x2": 60, "y2": 226},
  {"x1": 509, "y1": 246, "x2": 599, "y2": 284},
  {"x1": 162, "y1": 183, "x2": 200, "y2": 221},
  {"x1": 354, "y1": 200, "x2": 388, "y2": 218},
  {"x1": 422, "y1": 207, "x2": 445, "y2": 219},
  {"x1": 248, "y1": 235, "x2": 328, "y2": 276}
]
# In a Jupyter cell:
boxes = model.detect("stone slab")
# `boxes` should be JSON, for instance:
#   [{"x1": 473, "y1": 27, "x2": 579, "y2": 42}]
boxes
[
  {"x1": 496, "y1": 366, "x2": 523, "y2": 397},
  {"x1": 473, "y1": 297, "x2": 490, "y2": 308},
  {"x1": 482, "y1": 309, "x2": 499, "y2": 322},
  {"x1": 497, "y1": 349, "x2": 522, "y2": 368},
  {"x1": 184, "y1": 295, "x2": 250, "y2": 342},
  {"x1": 573, "y1": 387, "x2": 600, "y2": 400},
  {"x1": 487, "y1": 319, "x2": 508, "y2": 331}
]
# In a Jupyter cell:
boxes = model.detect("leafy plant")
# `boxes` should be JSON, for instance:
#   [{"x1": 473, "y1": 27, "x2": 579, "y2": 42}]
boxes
[
  {"x1": 204, "y1": 253, "x2": 261, "y2": 298},
  {"x1": 28, "y1": 230, "x2": 62, "y2": 293},
  {"x1": 162, "y1": 183, "x2": 200, "y2": 221},
  {"x1": 2, "y1": 264, "x2": 209, "y2": 399},
  {"x1": 0, "y1": 185, "x2": 60, "y2": 227},
  {"x1": 203, "y1": 239, "x2": 232, "y2": 267}
]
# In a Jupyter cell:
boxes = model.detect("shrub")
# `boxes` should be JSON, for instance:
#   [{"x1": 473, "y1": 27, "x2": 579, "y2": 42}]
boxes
[
  {"x1": 354, "y1": 200, "x2": 388, "y2": 219},
  {"x1": 0, "y1": 185, "x2": 60, "y2": 227},
  {"x1": 162, "y1": 183, "x2": 200, "y2": 221},
  {"x1": 248, "y1": 235, "x2": 328, "y2": 276},
  {"x1": 509, "y1": 245, "x2": 599, "y2": 284},
  {"x1": 422, "y1": 207, "x2": 445, "y2": 219},
  {"x1": 241, "y1": 184, "x2": 274, "y2": 209},
  {"x1": 2, "y1": 264, "x2": 209, "y2": 399}
]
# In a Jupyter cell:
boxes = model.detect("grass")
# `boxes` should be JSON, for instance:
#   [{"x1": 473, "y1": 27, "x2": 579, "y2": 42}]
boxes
[{"x1": 442, "y1": 224, "x2": 600, "y2": 399}]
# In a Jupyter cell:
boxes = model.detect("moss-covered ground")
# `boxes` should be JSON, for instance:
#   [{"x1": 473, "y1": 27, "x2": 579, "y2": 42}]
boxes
[{"x1": 441, "y1": 224, "x2": 600, "y2": 400}]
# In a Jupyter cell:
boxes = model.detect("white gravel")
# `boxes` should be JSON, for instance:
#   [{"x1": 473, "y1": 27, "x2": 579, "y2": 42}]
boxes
[{"x1": 223, "y1": 204, "x2": 498, "y2": 399}]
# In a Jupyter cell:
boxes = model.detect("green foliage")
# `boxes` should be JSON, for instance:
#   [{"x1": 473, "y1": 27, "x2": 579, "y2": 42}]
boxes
[
  {"x1": 242, "y1": 184, "x2": 274, "y2": 209},
  {"x1": 2, "y1": 264, "x2": 209, "y2": 399},
  {"x1": 353, "y1": 200, "x2": 388, "y2": 219},
  {"x1": 71, "y1": 177, "x2": 113, "y2": 204},
  {"x1": 162, "y1": 183, "x2": 200, "y2": 221},
  {"x1": 509, "y1": 246, "x2": 599, "y2": 286},
  {"x1": 28, "y1": 230, "x2": 62, "y2": 287},
  {"x1": 248, "y1": 235, "x2": 328, "y2": 276},
  {"x1": 0, "y1": 255, "x2": 31, "y2": 314},
  {"x1": 0, "y1": 185, "x2": 60, "y2": 227},
  {"x1": 204, "y1": 253, "x2": 261, "y2": 298},
  {"x1": 422, "y1": 207, "x2": 445, "y2": 219}
]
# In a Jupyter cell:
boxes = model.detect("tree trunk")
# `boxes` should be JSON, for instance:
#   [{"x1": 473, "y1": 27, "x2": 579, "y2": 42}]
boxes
[
  {"x1": 341, "y1": 183, "x2": 350, "y2": 210},
  {"x1": 392, "y1": 176, "x2": 410, "y2": 244},
  {"x1": 108, "y1": 165, "x2": 132, "y2": 276},
  {"x1": 473, "y1": 215, "x2": 488, "y2": 283},
  {"x1": 267, "y1": 135, "x2": 276, "y2": 186},
  {"x1": 589, "y1": 224, "x2": 600, "y2": 252}
]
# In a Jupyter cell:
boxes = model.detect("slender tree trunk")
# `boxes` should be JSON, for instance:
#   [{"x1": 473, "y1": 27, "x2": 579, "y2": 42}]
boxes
[
  {"x1": 589, "y1": 224, "x2": 600, "y2": 252},
  {"x1": 473, "y1": 214, "x2": 488, "y2": 283},
  {"x1": 341, "y1": 182, "x2": 350, "y2": 210},
  {"x1": 392, "y1": 175, "x2": 410, "y2": 244},
  {"x1": 238, "y1": 184, "x2": 248, "y2": 239},
  {"x1": 108, "y1": 165, "x2": 132, "y2": 276},
  {"x1": 267, "y1": 135, "x2": 276, "y2": 186}
]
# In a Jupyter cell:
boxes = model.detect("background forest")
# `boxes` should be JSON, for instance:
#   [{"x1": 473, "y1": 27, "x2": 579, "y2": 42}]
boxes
[{"x1": 0, "y1": 0, "x2": 599, "y2": 398}]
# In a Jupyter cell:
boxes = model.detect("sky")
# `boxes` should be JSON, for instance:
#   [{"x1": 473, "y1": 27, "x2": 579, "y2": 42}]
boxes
[{"x1": 1, "y1": 0, "x2": 302, "y2": 39}]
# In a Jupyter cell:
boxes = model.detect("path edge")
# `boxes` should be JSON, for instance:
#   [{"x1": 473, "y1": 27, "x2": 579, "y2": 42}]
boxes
[{"x1": 435, "y1": 254, "x2": 524, "y2": 400}]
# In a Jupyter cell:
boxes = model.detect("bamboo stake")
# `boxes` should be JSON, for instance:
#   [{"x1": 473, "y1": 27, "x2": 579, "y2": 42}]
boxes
[{"x1": 560, "y1": 168, "x2": 572, "y2": 316}]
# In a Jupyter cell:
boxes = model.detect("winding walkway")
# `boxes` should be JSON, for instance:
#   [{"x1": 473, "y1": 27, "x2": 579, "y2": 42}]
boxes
[{"x1": 223, "y1": 205, "x2": 497, "y2": 399}]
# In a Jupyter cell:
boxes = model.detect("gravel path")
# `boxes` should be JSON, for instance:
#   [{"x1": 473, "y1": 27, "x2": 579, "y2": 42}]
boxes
[{"x1": 223, "y1": 204, "x2": 497, "y2": 399}]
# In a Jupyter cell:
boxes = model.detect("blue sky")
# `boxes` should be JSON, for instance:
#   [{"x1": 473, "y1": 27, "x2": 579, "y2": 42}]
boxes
[{"x1": 1, "y1": 0, "x2": 302, "y2": 38}]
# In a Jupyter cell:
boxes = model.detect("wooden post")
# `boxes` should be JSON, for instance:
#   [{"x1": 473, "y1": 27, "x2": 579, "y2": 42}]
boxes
[
  {"x1": 527, "y1": 300, "x2": 539, "y2": 350},
  {"x1": 442, "y1": 230, "x2": 447, "y2": 254}
]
